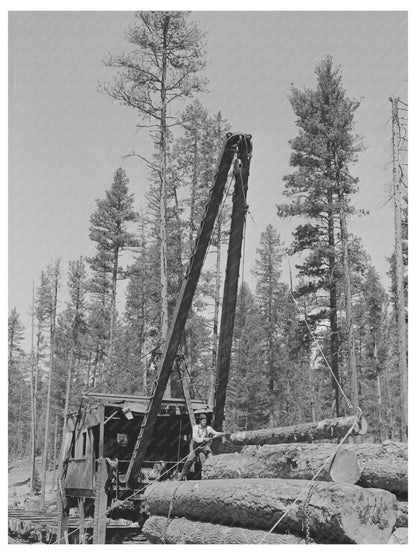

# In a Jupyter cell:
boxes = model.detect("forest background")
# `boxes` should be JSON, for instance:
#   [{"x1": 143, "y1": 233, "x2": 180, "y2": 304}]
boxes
[{"x1": 7, "y1": 8, "x2": 408, "y2": 495}]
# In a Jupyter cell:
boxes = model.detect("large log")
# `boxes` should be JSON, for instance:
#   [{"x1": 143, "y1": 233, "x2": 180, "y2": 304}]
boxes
[
  {"x1": 202, "y1": 443, "x2": 361, "y2": 484},
  {"x1": 145, "y1": 478, "x2": 396, "y2": 544},
  {"x1": 142, "y1": 516, "x2": 310, "y2": 544},
  {"x1": 230, "y1": 415, "x2": 368, "y2": 446},
  {"x1": 347, "y1": 441, "x2": 407, "y2": 497}
]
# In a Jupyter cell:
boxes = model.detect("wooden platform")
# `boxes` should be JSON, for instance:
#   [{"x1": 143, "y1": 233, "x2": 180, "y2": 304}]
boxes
[{"x1": 8, "y1": 509, "x2": 140, "y2": 544}]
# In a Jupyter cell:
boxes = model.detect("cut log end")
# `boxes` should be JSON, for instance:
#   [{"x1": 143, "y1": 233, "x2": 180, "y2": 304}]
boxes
[
  {"x1": 356, "y1": 416, "x2": 369, "y2": 435},
  {"x1": 330, "y1": 448, "x2": 361, "y2": 484}
]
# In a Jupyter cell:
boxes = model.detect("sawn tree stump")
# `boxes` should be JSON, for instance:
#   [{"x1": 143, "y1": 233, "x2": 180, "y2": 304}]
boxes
[{"x1": 145, "y1": 478, "x2": 396, "y2": 543}]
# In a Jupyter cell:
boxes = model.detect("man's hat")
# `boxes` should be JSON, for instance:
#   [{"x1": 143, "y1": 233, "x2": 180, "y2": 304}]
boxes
[{"x1": 197, "y1": 413, "x2": 207, "y2": 422}]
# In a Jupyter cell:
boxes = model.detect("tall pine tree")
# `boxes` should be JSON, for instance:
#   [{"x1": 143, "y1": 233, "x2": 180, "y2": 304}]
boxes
[
  {"x1": 277, "y1": 56, "x2": 362, "y2": 416},
  {"x1": 103, "y1": 11, "x2": 206, "y2": 347},
  {"x1": 253, "y1": 225, "x2": 286, "y2": 426},
  {"x1": 87, "y1": 168, "x2": 138, "y2": 383}
]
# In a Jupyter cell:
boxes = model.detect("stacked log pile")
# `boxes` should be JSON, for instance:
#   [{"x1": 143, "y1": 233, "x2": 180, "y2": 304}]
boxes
[
  {"x1": 204, "y1": 441, "x2": 408, "y2": 497},
  {"x1": 142, "y1": 418, "x2": 406, "y2": 544},
  {"x1": 143, "y1": 478, "x2": 396, "y2": 544},
  {"x1": 348, "y1": 441, "x2": 408, "y2": 497}
]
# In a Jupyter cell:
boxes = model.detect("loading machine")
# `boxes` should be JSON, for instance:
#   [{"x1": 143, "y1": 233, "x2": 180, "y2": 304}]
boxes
[{"x1": 56, "y1": 132, "x2": 253, "y2": 543}]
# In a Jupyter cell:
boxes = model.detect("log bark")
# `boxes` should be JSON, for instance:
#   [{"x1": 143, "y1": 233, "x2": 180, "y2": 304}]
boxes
[
  {"x1": 203, "y1": 443, "x2": 361, "y2": 484},
  {"x1": 230, "y1": 415, "x2": 368, "y2": 446},
  {"x1": 143, "y1": 516, "x2": 310, "y2": 544},
  {"x1": 396, "y1": 501, "x2": 408, "y2": 527},
  {"x1": 145, "y1": 478, "x2": 396, "y2": 544},
  {"x1": 347, "y1": 441, "x2": 407, "y2": 497},
  {"x1": 388, "y1": 528, "x2": 408, "y2": 544}
]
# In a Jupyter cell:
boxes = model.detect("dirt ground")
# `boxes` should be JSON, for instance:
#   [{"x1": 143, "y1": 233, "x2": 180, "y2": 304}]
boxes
[{"x1": 8, "y1": 456, "x2": 57, "y2": 511}]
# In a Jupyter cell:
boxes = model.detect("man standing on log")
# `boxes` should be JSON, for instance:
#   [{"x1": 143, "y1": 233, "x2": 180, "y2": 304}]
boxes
[{"x1": 179, "y1": 414, "x2": 223, "y2": 480}]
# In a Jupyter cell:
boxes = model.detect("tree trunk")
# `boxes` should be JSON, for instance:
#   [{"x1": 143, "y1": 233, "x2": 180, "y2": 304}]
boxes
[
  {"x1": 306, "y1": 359, "x2": 316, "y2": 421},
  {"x1": 202, "y1": 443, "x2": 361, "y2": 484},
  {"x1": 17, "y1": 367, "x2": 24, "y2": 456},
  {"x1": 41, "y1": 262, "x2": 59, "y2": 507},
  {"x1": 327, "y1": 190, "x2": 340, "y2": 416},
  {"x1": 391, "y1": 97, "x2": 407, "y2": 440},
  {"x1": 41, "y1": 339, "x2": 53, "y2": 507},
  {"x1": 209, "y1": 222, "x2": 221, "y2": 408},
  {"x1": 159, "y1": 18, "x2": 170, "y2": 397},
  {"x1": 159, "y1": 19, "x2": 169, "y2": 345},
  {"x1": 189, "y1": 133, "x2": 198, "y2": 249},
  {"x1": 229, "y1": 415, "x2": 367, "y2": 445},
  {"x1": 347, "y1": 441, "x2": 407, "y2": 497},
  {"x1": 376, "y1": 371, "x2": 383, "y2": 441},
  {"x1": 32, "y1": 323, "x2": 42, "y2": 481},
  {"x1": 143, "y1": 515, "x2": 309, "y2": 544},
  {"x1": 145, "y1": 478, "x2": 396, "y2": 544},
  {"x1": 108, "y1": 246, "x2": 119, "y2": 364},
  {"x1": 52, "y1": 414, "x2": 58, "y2": 492},
  {"x1": 29, "y1": 283, "x2": 36, "y2": 495},
  {"x1": 29, "y1": 356, "x2": 36, "y2": 495},
  {"x1": 338, "y1": 187, "x2": 359, "y2": 409}
]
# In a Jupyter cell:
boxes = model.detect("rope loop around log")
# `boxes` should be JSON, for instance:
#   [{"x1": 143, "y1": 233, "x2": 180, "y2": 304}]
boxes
[
  {"x1": 164, "y1": 482, "x2": 182, "y2": 544},
  {"x1": 258, "y1": 419, "x2": 358, "y2": 544},
  {"x1": 301, "y1": 482, "x2": 318, "y2": 544}
]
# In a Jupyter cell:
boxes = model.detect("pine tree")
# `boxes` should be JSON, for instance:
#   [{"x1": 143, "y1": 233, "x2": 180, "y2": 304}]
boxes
[
  {"x1": 87, "y1": 168, "x2": 138, "y2": 382},
  {"x1": 63, "y1": 257, "x2": 88, "y2": 414},
  {"x1": 8, "y1": 307, "x2": 25, "y2": 368},
  {"x1": 355, "y1": 265, "x2": 389, "y2": 440},
  {"x1": 40, "y1": 259, "x2": 61, "y2": 507},
  {"x1": 8, "y1": 308, "x2": 27, "y2": 456},
  {"x1": 31, "y1": 274, "x2": 49, "y2": 487},
  {"x1": 117, "y1": 219, "x2": 151, "y2": 394},
  {"x1": 103, "y1": 11, "x2": 206, "y2": 347},
  {"x1": 277, "y1": 56, "x2": 362, "y2": 416},
  {"x1": 226, "y1": 283, "x2": 269, "y2": 431},
  {"x1": 253, "y1": 225, "x2": 286, "y2": 426}
]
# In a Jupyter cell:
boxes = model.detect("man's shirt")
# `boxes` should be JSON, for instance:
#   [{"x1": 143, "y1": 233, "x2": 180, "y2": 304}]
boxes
[{"x1": 192, "y1": 424, "x2": 218, "y2": 444}]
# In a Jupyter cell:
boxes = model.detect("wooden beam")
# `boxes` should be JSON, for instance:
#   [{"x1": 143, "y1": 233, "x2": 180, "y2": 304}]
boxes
[
  {"x1": 176, "y1": 357, "x2": 196, "y2": 428},
  {"x1": 213, "y1": 146, "x2": 251, "y2": 431},
  {"x1": 56, "y1": 479, "x2": 69, "y2": 544},
  {"x1": 78, "y1": 497, "x2": 85, "y2": 544},
  {"x1": 93, "y1": 404, "x2": 107, "y2": 544},
  {"x1": 125, "y1": 134, "x2": 252, "y2": 486}
]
